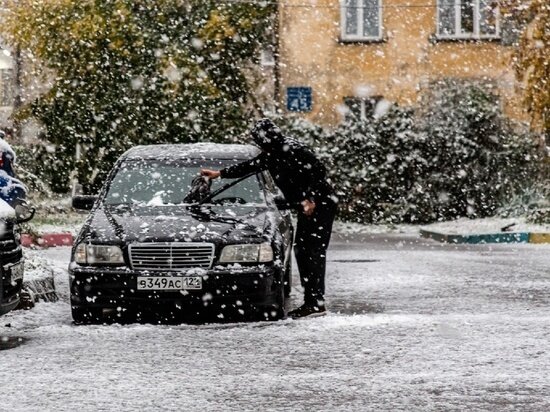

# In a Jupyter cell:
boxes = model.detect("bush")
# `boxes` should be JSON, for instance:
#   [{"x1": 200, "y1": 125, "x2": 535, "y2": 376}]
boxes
[
  {"x1": 282, "y1": 81, "x2": 544, "y2": 224},
  {"x1": 13, "y1": 144, "x2": 55, "y2": 196},
  {"x1": 498, "y1": 155, "x2": 550, "y2": 224}
]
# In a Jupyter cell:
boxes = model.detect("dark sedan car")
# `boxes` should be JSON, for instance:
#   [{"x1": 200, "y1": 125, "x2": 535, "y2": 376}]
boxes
[{"x1": 70, "y1": 143, "x2": 294, "y2": 323}]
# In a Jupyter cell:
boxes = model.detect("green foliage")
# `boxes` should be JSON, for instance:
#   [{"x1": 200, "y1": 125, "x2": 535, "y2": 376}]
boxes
[
  {"x1": 13, "y1": 144, "x2": 55, "y2": 195},
  {"x1": 498, "y1": 182, "x2": 550, "y2": 224},
  {"x1": 498, "y1": 154, "x2": 550, "y2": 224},
  {"x1": 4, "y1": 0, "x2": 274, "y2": 193},
  {"x1": 282, "y1": 82, "x2": 544, "y2": 224}
]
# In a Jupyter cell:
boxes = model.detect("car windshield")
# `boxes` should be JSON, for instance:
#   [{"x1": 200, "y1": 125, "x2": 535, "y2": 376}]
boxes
[{"x1": 104, "y1": 160, "x2": 266, "y2": 207}]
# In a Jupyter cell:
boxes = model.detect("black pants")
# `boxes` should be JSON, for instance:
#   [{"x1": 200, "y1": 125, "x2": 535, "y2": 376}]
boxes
[{"x1": 294, "y1": 198, "x2": 337, "y2": 306}]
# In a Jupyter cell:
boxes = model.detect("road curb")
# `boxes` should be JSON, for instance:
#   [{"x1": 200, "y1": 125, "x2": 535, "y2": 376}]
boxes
[
  {"x1": 420, "y1": 229, "x2": 549, "y2": 244},
  {"x1": 21, "y1": 233, "x2": 74, "y2": 248},
  {"x1": 530, "y1": 233, "x2": 550, "y2": 244}
]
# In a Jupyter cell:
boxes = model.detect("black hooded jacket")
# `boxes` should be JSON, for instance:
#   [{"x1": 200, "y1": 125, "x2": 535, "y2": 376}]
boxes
[{"x1": 220, "y1": 119, "x2": 334, "y2": 205}]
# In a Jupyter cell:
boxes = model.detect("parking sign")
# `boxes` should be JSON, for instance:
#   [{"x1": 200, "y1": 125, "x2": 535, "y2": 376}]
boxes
[{"x1": 286, "y1": 87, "x2": 312, "y2": 112}]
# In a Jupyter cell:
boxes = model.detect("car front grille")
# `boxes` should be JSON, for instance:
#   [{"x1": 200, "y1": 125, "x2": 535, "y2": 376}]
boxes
[{"x1": 129, "y1": 242, "x2": 215, "y2": 271}]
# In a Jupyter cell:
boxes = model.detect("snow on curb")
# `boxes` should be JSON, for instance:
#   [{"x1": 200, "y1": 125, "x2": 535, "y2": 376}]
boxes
[
  {"x1": 421, "y1": 217, "x2": 550, "y2": 235},
  {"x1": 420, "y1": 217, "x2": 550, "y2": 244},
  {"x1": 419, "y1": 229, "x2": 530, "y2": 244},
  {"x1": 333, "y1": 217, "x2": 549, "y2": 244}
]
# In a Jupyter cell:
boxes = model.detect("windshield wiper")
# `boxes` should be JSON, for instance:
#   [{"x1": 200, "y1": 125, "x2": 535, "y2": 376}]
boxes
[
  {"x1": 104, "y1": 202, "x2": 134, "y2": 210},
  {"x1": 186, "y1": 205, "x2": 260, "y2": 231},
  {"x1": 196, "y1": 172, "x2": 257, "y2": 206}
]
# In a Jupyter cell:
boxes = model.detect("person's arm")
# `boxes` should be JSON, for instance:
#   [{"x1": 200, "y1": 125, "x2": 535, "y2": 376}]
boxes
[{"x1": 202, "y1": 153, "x2": 268, "y2": 180}]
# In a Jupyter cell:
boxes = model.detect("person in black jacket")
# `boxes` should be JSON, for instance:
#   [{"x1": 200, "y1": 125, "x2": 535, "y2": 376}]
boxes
[{"x1": 201, "y1": 118, "x2": 337, "y2": 318}]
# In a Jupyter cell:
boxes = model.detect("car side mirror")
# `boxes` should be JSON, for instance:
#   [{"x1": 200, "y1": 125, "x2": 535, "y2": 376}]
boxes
[
  {"x1": 15, "y1": 203, "x2": 35, "y2": 224},
  {"x1": 274, "y1": 195, "x2": 293, "y2": 210},
  {"x1": 72, "y1": 195, "x2": 98, "y2": 211}
]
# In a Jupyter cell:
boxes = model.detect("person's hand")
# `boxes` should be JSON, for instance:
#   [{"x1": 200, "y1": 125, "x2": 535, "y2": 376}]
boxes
[
  {"x1": 201, "y1": 169, "x2": 221, "y2": 179},
  {"x1": 301, "y1": 199, "x2": 316, "y2": 216}
]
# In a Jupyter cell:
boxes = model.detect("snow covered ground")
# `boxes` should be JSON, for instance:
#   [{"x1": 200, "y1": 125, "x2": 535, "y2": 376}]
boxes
[
  {"x1": 333, "y1": 217, "x2": 550, "y2": 238},
  {"x1": 420, "y1": 216, "x2": 550, "y2": 235},
  {"x1": 332, "y1": 220, "x2": 419, "y2": 235},
  {"x1": 1, "y1": 235, "x2": 550, "y2": 411}
]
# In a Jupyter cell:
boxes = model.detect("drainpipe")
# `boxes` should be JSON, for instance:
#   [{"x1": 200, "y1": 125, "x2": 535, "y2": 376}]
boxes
[
  {"x1": 12, "y1": 45, "x2": 22, "y2": 143},
  {"x1": 273, "y1": 0, "x2": 281, "y2": 112}
]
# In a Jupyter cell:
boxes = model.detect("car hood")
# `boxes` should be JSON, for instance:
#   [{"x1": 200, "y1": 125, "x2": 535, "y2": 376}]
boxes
[{"x1": 82, "y1": 205, "x2": 271, "y2": 244}]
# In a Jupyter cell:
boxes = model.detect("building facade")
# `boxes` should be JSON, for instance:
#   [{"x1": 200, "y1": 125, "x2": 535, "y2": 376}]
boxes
[
  {"x1": 0, "y1": 47, "x2": 14, "y2": 129},
  {"x1": 278, "y1": 0, "x2": 525, "y2": 125}
]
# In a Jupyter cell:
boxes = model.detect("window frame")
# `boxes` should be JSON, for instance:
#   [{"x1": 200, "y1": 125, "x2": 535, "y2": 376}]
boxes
[
  {"x1": 260, "y1": 48, "x2": 275, "y2": 67},
  {"x1": 436, "y1": 0, "x2": 501, "y2": 40},
  {"x1": 343, "y1": 96, "x2": 383, "y2": 121},
  {"x1": 340, "y1": 0, "x2": 383, "y2": 42}
]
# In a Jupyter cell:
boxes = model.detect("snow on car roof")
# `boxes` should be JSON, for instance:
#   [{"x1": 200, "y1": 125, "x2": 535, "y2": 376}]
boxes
[{"x1": 122, "y1": 143, "x2": 260, "y2": 161}]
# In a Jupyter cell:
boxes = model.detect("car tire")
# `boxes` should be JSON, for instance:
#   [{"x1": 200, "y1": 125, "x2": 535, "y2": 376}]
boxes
[
  {"x1": 273, "y1": 274, "x2": 287, "y2": 320},
  {"x1": 283, "y1": 257, "x2": 292, "y2": 298},
  {"x1": 71, "y1": 306, "x2": 103, "y2": 325},
  {"x1": 259, "y1": 275, "x2": 286, "y2": 321},
  {"x1": 275, "y1": 282, "x2": 286, "y2": 320}
]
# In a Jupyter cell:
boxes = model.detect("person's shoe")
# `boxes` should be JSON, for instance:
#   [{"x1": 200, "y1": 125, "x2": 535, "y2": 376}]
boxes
[{"x1": 288, "y1": 303, "x2": 326, "y2": 319}]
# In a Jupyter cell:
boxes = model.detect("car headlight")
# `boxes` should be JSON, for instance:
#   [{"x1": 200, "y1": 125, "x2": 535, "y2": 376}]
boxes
[
  {"x1": 219, "y1": 243, "x2": 273, "y2": 263},
  {"x1": 74, "y1": 243, "x2": 125, "y2": 266}
]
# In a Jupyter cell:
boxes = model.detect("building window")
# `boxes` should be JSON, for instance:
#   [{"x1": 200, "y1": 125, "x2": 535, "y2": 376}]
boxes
[
  {"x1": 341, "y1": 0, "x2": 382, "y2": 41},
  {"x1": 437, "y1": 0, "x2": 500, "y2": 39},
  {"x1": 343, "y1": 96, "x2": 382, "y2": 121},
  {"x1": 0, "y1": 69, "x2": 13, "y2": 107},
  {"x1": 260, "y1": 48, "x2": 275, "y2": 67}
]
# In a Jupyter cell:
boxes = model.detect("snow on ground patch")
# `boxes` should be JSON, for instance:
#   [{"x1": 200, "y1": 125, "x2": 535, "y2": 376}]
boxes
[
  {"x1": 24, "y1": 251, "x2": 56, "y2": 283},
  {"x1": 32, "y1": 222, "x2": 83, "y2": 237},
  {"x1": 333, "y1": 220, "x2": 419, "y2": 235},
  {"x1": 334, "y1": 216, "x2": 550, "y2": 238},
  {"x1": 422, "y1": 216, "x2": 550, "y2": 235},
  {"x1": 23, "y1": 247, "x2": 71, "y2": 301}
]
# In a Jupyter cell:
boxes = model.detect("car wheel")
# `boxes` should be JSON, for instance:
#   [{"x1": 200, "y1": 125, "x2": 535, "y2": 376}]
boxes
[
  {"x1": 258, "y1": 276, "x2": 286, "y2": 321},
  {"x1": 275, "y1": 282, "x2": 286, "y2": 320},
  {"x1": 283, "y1": 257, "x2": 292, "y2": 298},
  {"x1": 71, "y1": 307, "x2": 103, "y2": 325}
]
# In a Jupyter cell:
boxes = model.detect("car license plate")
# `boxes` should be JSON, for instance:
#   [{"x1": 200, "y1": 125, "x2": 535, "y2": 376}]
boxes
[
  {"x1": 137, "y1": 276, "x2": 202, "y2": 291},
  {"x1": 7, "y1": 262, "x2": 23, "y2": 282}
]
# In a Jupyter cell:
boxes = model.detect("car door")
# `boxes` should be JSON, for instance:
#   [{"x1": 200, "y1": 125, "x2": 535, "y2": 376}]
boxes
[{"x1": 261, "y1": 171, "x2": 293, "y2": 262}]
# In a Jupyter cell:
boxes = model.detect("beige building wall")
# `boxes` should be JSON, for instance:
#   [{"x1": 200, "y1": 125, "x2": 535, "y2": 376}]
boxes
[
  {"x1": 279, "y1": 0, "x2": 525, "y2": 126},
  {"x1": 0, "y1": 50, "x2": 13, "y2": 127}
]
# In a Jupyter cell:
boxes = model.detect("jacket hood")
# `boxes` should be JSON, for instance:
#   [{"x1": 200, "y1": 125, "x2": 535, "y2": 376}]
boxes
[{"x1": 250, "y1": 118, "x2": 285, "y2": 151}]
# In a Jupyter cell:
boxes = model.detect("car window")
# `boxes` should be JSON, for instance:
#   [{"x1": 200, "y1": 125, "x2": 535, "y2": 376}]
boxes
[
  {"x1": 261, "y1": 171, "x2": 278, "y2": 195},
  {"x1": 104, "y1": 160, "x2": 266, "y2": 206}
]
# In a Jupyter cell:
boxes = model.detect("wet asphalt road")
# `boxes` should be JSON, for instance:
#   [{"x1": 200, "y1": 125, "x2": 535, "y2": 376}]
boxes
[
  {"x1": 326, "y1": 233, "x2": 550, "y2": 316},
  {"x1": 0, "y1": 234, "x2": 549, "y2": 411}
]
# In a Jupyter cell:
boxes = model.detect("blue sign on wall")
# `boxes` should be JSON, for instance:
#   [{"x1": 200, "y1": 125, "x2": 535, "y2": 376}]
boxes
[{"x1": 287, "y1": 87, "x2": 312, "y2": 112}]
